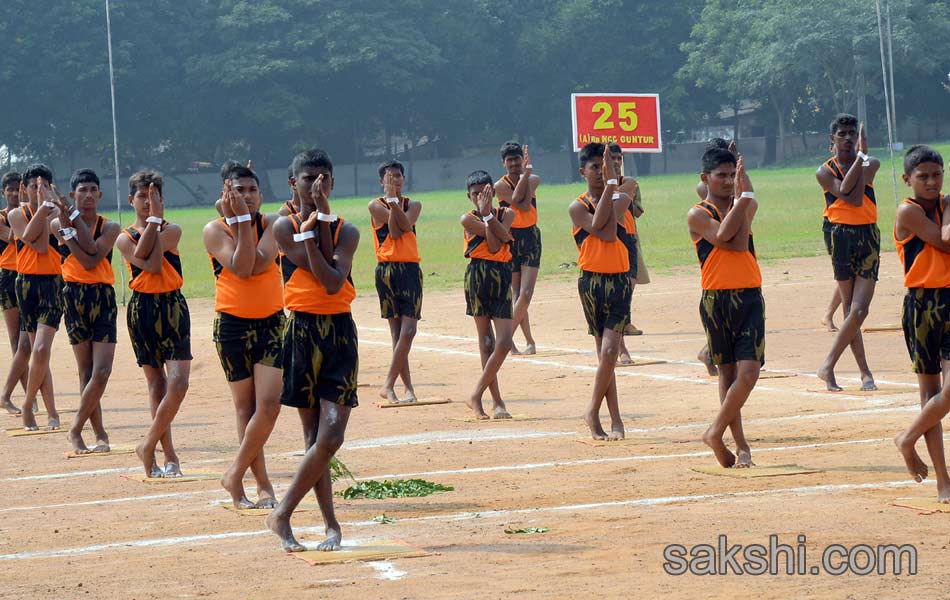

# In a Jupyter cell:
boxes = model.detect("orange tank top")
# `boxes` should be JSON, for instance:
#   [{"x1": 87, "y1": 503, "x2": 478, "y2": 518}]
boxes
[
  {"x1": 692, "y1": 201, "x2": 762, "y2": 290},
  {"x1": 0, "y1": 209, "x2": 16, "y2": 271},
  {"x1": 122, "y1": 222, "x2": 184, "y2": 293},
  {"x1": 498, "y1": 174, "x2": 538, "y2": 228},
  {"x1": 619, "y1": 176, "x2": 637, "y2": 235},
  {"x1": 464, "y1": 208, "x2": 513, "y2": 262},
  {"x1": 283, "y1": 199, "x2": 299, "y2": 215},
  {"x1": 822, "y1": 157, "x2": 877, "y2": 225},
  {"x1": 14, "y1": 205, "x2": 61, "y2": 275},
  {"x1": 281, "y1": 215, "x2": 356, "y2": 315},
  {"x1": 372, "y1": 197, "x2": 420, "y2": 263},
  {"x1": 59, "y1": 215, "x2": 115, "y2": 284},
  {"x1": 209, "y1": 213, "x2": 283, "y2": 318},
  {"x1": 571, "y1": 194, "x2": 629, "y2": 274},
  {"x1": 895, "y1": 196, "x2": 950, "y2": 289}
]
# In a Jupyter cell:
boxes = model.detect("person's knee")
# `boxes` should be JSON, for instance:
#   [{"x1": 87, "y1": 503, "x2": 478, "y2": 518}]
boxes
[
  {"x1": 736, "y1": 367, "x2": 760, "y2": 388},
  {"x1": 319, "y1": 430, "x2": 345, "y2": 455},
  {"x1": 400, "y1": 320, "x2": 418, "y2": 341},
  {"x1": 166, "y1": 373, "x2": 189, "y2": 398},
  {"x1": 600, "y1": 338, "x2": 621, "y2": 362},
  {"x1": 480, "y1": 335, "x2": 495, "y2": 354},
  {"x1": 495, "y1": 334, "x2": 514, "y2": 355},
  {"x1": 92, "y1": 364, "x2": 112, "y2": 386}
]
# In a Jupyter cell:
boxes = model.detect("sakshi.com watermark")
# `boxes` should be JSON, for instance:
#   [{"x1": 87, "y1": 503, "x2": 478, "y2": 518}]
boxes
[{"x1": 663, "y1": 535, "x2": 917, "y2": 576}]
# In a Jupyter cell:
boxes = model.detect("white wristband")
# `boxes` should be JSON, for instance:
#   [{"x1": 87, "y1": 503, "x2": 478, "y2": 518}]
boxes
[
  {"x1": 740, "y1": 191, "x2": 755, "y2": 199},
  {"x1": 225, "y1": 216, "x2": 238, "y2": 225},
  {"x1": 606, "y1": 179, "x2": 618, "y2": 186},
  {"x1": 525, "y1": 164, "x2": 534, "y2": 169},
  {"x1": 42, "y1": 201, "x2": 55, "y2": 208},
  {"x1": 60, "y1": 227, "x2": 76, "y2": 241},
  {"x1": 234, "y1": 213, "x2": 252, "y2": 223},
  {"x1": 146, "y1": 216, "x2": 163, "y2": 225},
  {"x1": 481, "y1": 212, "x2": 494, "y2": 223},
  {"x1": 69, "y1": 209, "x2": 81, "y2": 221},
  {"x1": 612, "y1": 193, "x2": 621, "y2": 200},
  {"x1": 317, "y1": 212, "x2": 338, "y2": 223},
  {"x1": 385, "y1": 197, "x2": 399, "y2": 204},
  {"x1": 856, "y1": 151, "x2": 869, "y2": 161},
  {"x1": 293, "y1": 231, "x2": 316, "y2": 242}
]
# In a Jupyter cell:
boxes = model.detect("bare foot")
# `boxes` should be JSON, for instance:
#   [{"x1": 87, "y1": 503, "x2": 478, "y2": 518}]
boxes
[
  {"x1": 608, "y1": 422, "x2": 625, "y2": 441},
  {"x1": 22, "y1": 409, "x2": 38, "y2": 430},
  {"x1": 697, "y1": 348, "x2": 718, "y2": 377},
  {"x1": 379, "y1": 387, "x2": 402, "y2": 403},
  {"x1": 92, "y1": 435, "x2": 111, "y2": 453},
  {"x1": 817, "y1": 364, "x2": 843, "y2": 391},
  {"x1": 46, "y1": 416, "x2": 60, "y2": 431},
  {"x1": 255, "y1": 495, "x2": 278, "y2": 509},
  {"x1": 1, "y1": 399, "x2": 20, "y2": 415},
  {"x1": 465, "y1": 397, "x2": 490, "y2": 420},
  {"x1": 403, "y1": 388, "x2": 418, "y2": 403},
  {"x1": 702, "y1": 428, "x2": 736, "y2": 468},
  {"x1": 938, "y1": 481, "x2": 950, "y2": 504},
  {"x1": 265, "y1": 511, "x2": 306, "y2": 553},
  {"x1": 820, "y1": 316, "x2": 838, "y2": 332},
  {"x1": 617, "y1": 353, "x2": 634, "y2": 366},
  {"x1": 135, "y1": 442, "x2": 156, "y2": 477},
  {"x1": 316, "y1": 524, "x2": 342, "y2": 552},
  {"x1": 221, "y1": 467, "x2": 255, "y2": 509},
  {"x1": 860, "y1": 374, "x2": 877, "y2": 392},
  {"x1": 895, "y1": 433, "x2": 928, "y2": 483},
  {"x1": 520, "y1": 343, "x2": 536, "y2": 356},
  {"x1": 585, "y1": 413, "x2": 608, "y2": 440},
  {"x1": 510, "y1": 344, "x2": 522, "y2": 356},
  {"x1": 735, "y1": 447, "x2": 755, "y2": 468},
  {"x1": 68, "y1": 431, "x2": 92, "y2": 455},
  {"x1": 492, "y1": 403, "x2": 512, "y2": 419},
  {"x1": 163, "y1": 462, "x2": 183, "y2": 478}
]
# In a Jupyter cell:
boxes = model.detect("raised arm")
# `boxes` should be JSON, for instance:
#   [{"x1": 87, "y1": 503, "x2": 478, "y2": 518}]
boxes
[
  {"x1": 53, "y1": 216, "x2": 119, "y2": 271},
  {"x1": 897, "y1": 202, "x2": 950, "y2": 253}
]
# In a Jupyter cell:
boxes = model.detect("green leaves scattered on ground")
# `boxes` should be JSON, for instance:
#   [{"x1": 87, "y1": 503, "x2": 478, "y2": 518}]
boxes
[
  {"x1": 340, "y1": 479, "x2": 454, "y2": 499},
  {"x1": 504, "y1": 527, "x2": 550, "y2": 535},
  {"x1": 373, "y1": 514, "x2": 396, "y2": 524},
  {"x1": 329, "y1": 457, "x2": 354, "y2": 483}
]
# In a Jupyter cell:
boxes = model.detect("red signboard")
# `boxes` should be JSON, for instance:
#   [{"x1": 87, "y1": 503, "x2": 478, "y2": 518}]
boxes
[{"x1": 571, "y1": 93, "x2": 662, "y2": 153}]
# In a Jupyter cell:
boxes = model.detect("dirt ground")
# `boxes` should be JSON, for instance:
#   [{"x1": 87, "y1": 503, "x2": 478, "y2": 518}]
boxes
[{"x1": 0, "y1": 251, "x2": 945, "y2": 598}]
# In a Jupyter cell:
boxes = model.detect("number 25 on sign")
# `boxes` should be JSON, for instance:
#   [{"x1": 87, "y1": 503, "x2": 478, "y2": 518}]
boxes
[{"x1": 571, "y1": 93, "x2": 662, "y2": 153}]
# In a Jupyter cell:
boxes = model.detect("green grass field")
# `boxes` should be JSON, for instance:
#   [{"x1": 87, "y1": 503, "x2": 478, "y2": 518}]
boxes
[{"x1": 102, "y1": 143, "x2": 949, "y2": 299}]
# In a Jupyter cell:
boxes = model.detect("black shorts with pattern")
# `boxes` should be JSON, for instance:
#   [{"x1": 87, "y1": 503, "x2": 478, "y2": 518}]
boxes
[
  {"x1": 214, "y1": 311, "x2": 285, "y2": 382},
  {"x1": 578, "y1": 271, "x2": 632, "y2": 337},
  {"x1": 0, "y1": 268, "x2": 16, "y2": 311},
  {"x1": 375, "y1": 261, "x2": 423, "y2": 320},
  {"x1": 822, "y1": 217, "x2": 833, "y2": 255},
  {"x1": 16, "y1": 274, "x2": 63, "y2": 332},
  {"x1": 464, "y1": 258, "x2": 512, "y2": 319},
  {"x1": 830, "y1": 223, "x2": 880, "y2": 281},
  {"x1": 127, "y1": 290, "x2": 192, "y2": 368},
  {"x1": 699, "y1": 287, "x2": 766, "y2": 366},
  {"x1": 281, "y1": 311, "x2": 359, "y2": 408},
  {"x1": 902, "y1": 288, "x2": 950, "y2": 374},
  {"x1": 510, "y1": 225, "x2": 542, "y2": 272},
  {"x1": 63, "y1": 282, "x2": 117, "y2": 345},
  {"x1": 619, "y1": 230, "x2": 640, "y2": 279}
]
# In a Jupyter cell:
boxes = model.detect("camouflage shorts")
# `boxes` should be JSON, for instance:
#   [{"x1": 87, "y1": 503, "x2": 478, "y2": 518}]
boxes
[
  {"x1": 830, "y1": 223, "x2": 880, "y2": 281},
  {"x1": 464, "y1": 258, "x2": 512, "y2": 319},
  {"x1": 822, "y1": 217, "x2": 833, "y2": 255},
  {"x1": 0, "y1": 268, "x2": 16, "y2": 311},
  {"x1": 16, "y1": 274, "x2": 63, "y2": 332},
  {"x1": 699, "y1": 288, "x2": 765, "y2": 366},
  {"x1": 375, "y1": 261, "x2": 423, "y2": 320},
  {"x1": 510, "y1": 225, "x2": 542, "y2": 272},
  {"x1": 214, "y1": 311, "x2": 285, "y2": 382},
  {"x1": 281, "y1": 311, "x2": 359, "y2": 408},
  {"x1": 902, "y1": 288, "x2": 950, "y2": 374},
  {"x1": 127, "y1": 290, "x2": 192, "y2": 368},
  {"x1": 578, "y1": 271, "x2": 631, "y2": 337},
  {"x1": 63, "y1": 282, "x2": 118, "y2": 345}
]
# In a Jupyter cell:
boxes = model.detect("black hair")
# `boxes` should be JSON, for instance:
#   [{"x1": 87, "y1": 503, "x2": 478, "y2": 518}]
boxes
[
  {"x1": 903, "y1": 144, "x2": 944, "y2": 175},
  {"x1": 578, "y1": 143, "x2": 606, "y2": 168},
  {"x1": 291, "y1": 148, "x2": 333, "y2": 178},
  {"x1": 128, "y1": 170, "x2": 163, "y2": 196},
  {"x1": 607, "y1": 142, "x2": 623, "y2": 155},
  {"x1": 70, "y1": 168, "x2": 100, "y2": 191},
  {"x1": 1, "y1": 171, "x2": 21, "y2": 189},
  {"x1": 701, "y1": 148, "x2": 737, "y2": 173},
  {"x1": 224, "y1": 165, "x2": 260, "y2": 185},
  {"x1": 466, "y1": 170, "x2": 493, "y2": 190},
  {"x1": 830, "y1": 113, "x2": 858, "y2": 135},
  {"x1": 705, "y1": 138, "x2": 729, "y2": 151},
  {"x1": 219, "y1": 160, "x2": 242, "y2": 182},
  {"x1": 378, "y1": 159, "x2": 405, "y2": 179},
  {"x1": 500, "y1": 141, "x2": 524, "y2": 160},
  {"x1": 22, "y1": 163, "x2": 54, "y2": 186},
  {"x1": 287, "y1": 163, "x2": 294, "y2": 180}
]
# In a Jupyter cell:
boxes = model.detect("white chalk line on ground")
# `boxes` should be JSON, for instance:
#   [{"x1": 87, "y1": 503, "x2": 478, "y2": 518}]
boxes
[
  {"x1": 1, "y1": 405, "x2": 918, "y2": 484},
  {"x1": 0, "y1": 478, "x2": 922, "y2": 561}
]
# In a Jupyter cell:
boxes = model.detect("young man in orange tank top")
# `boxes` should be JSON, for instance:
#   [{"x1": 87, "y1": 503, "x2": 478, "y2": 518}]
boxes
[
  {"x1": 369, "y1": 159, "x2": 423, "y2": 404},
  {"x1": 117, "y1": 171, "x2": 192, "y2": 478},
  {"x1": 0, "y1": 171, "x2": 28, "y2": 414},
  {"x1": 51, "y1": 169, "x2": 120, "y2": 454},
  {"x1": 495, "y1": 141, "x2": 541, "y2": 355},
  {"x1": 815, "y1": 115, "x2": 880, "y2": 391},
  {"x1": 266, "y1": 148, "x2": 359, "y2": 553},
  {"x1": 688, "y1": 148, "x2": 763, "y2": 468},
  {"x1": 204, "y1": 165, "x2": 284, "y2": 509},
  {"x1": 8, "y1": 164, "x2": 63, "y2": 430},
  {"x1": 893, "y1": 145, "x2": 950, "y2": 502},
  {"x1": 569, "y1": 143, "x2": 633, "y2": 440},
  {"x1": 461, "y1": 170, "x2": 516, "y2": 420}
]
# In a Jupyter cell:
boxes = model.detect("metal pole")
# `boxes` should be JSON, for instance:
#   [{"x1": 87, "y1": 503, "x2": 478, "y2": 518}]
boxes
[
  {"x1": 875, "y1": 0, "x2": 899, "y2": 207},
  {"x1": 885, "y1": 0, "x2": 898, "y2": 144},
  {"x1": 105, "y1": 0, "x2": 126, "y2": 304}
]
